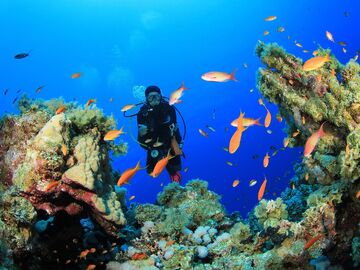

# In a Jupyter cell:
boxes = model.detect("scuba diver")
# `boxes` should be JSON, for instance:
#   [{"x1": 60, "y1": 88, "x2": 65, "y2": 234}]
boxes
[{"x1": 136, "y1": 85, "x2": 184, "y2": 183}]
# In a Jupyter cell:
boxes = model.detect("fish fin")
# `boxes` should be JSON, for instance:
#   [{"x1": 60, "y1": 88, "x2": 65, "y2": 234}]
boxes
[{"x1": 230, "y1": 68, "x2": 238, "y2": 82}]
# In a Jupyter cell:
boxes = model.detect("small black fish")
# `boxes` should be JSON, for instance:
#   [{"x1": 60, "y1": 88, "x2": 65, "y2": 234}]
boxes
[
  {"x1": 344, "y1": 11, "x2": 349, "y2": 17},
  {"x1": 252, "y1": 154, "x2": 259, "y2": 159},
  {"x1": 16, "y1": 89, "x2": 21, "y2": 94},
  {"x1": 4, "y1": 89, "x2": 8, "y2": 95},
  {"x1": 12, "y1": 97, "x2": 18, "y2": 104},
  {"x1": 14, "y1": 52, "x2": 30, "y2": 59},
  {"x1": 35, "y1": 85, "x2": 44, "y2": 93},
  {"x1": 270, "y1": 145, "x2": 276, "y2": 151}
]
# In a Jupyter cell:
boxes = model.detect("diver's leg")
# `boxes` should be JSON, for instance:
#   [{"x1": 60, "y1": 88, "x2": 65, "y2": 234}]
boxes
[{"x1": 166, "y1": 155, "x2": 182, "y2": 183}]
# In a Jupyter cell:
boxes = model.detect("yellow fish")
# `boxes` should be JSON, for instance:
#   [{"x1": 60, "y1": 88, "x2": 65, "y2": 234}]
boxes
[
  {"x1": 232, "y1": 179, "x2": 240, "y2": 187},
  {"x1": 121, "y1": 104, "x2": 136, "y2": 112},
  {"x1": 302, "y1": 55, "x2": 331, "y2": 71},
  {"x1": 264, "y1": 15, "x2": 277, "y2": 21},
  {"x1": 201, "y1": 69, "x2": 238, "y2": 82},
  {"x1": 86, "y1": 99, "x2": 96, "y2": 107},
  {"x1": 71, "y1": 72, "x2": 81, "y2": 79},
  {"x1": 249, "y1": 179, "x2": 257, "y2": 186},
  {"x1": 169, "y1": 81, "x2": 189, "y2": 105},
  {"x1": 231, "y1": 117, "x2": 262, "y2": 127},
  {"x1": 326, "y1": 31, "x2": 335, "y2": 42},
  {"x1": 104, "y1": 127, "x2": 125, "y2": 141}
]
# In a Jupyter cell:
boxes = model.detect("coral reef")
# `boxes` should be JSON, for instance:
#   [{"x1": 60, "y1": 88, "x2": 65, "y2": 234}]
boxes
[{"x1": 1, "y1": 43, "x2": 359, "y2": 269}]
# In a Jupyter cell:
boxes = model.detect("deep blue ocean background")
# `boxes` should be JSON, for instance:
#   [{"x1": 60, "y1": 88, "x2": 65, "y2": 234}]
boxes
[{"x1": 1, "y1": 0, "x2": 359, "y2": 216}]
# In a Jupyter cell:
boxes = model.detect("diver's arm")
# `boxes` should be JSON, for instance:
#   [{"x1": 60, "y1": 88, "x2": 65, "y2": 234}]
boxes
[
  {"x1": 137, "y1": 111, "x2": 151, "y2": 149},
  {"x1": 169, "y1": 105, "x2": 182, "y2": 144}
]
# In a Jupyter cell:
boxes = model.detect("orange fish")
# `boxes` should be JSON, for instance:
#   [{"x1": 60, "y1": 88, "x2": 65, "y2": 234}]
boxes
[
  {"x1": 79, "y1": 249, "x2": 90, "y2": 259},
  {"x1": 264, "y1": 109, "x2": 271, "y2": 128},
  {"x1": 86, "y1": 99, "x2": 96, "y2": 107},
  {"x1": 121, "y1": 104, "x2": 136, "y2": 112},
  {"x1": 331, "y1": 69, "x2": 336, "y2": 77},
  {"x1": 71, "y1": 72, "x2": 81, "y2": 79},
  {"x1": 86, "y1": 264, "x2": 96, "y2": 270},
  {"x1": 263, "y1": 30, "x2": 270, "y2": 36},
  {"x1": 117, "y1": 161, "x2": 142, "y2": 186},
  {"x1": 55, "y1": 106, "x2": 66, "y2": 115},
  {"x1": 104, "y1": 127, "x2": 125, "y2": 141},
  {"x1": 44, "y1": 181, "x2": 60, "y2": 192},
  {"x1": 304, "y1": 122, "x2": 326, "y2": 157},
  {"x1": 325, "y1": 31, "x2": 335, "y2": 42},
  {"x1": 263, "y1": 153, "x2": 270, "y2": 168},
  {"x1": 131, "y1": 253, "x2": 148, "y2": 260},
  {"x1": 303, "y1": 234, "x2": 323, "y2": 251},
  {"x1": 201, "y1": 68, "x2": 238, "y2": 82},
  {"x1": 231, "y1": 117, "x2": 262, "y2": 127},
  {"x1": 89, "y1": 248, "x2": 96, "y2": 253},
  {"x1": 232, "y1": 179, "x2": 240, "y2": 187},
  {"x1": 345, "y1": 143, "x2": 349, "y2": 160},
  {"x1": 264, "y1": 15, "x2": 277, "y2": 21},
  {"x1": 316, "y1": 74, "x2": 322, "y2": 83},
  {"x1": 302, "y1": 116, "x2": 306, "y2": 125},
  {"x1": 283, "y1": 138, "x2": 290, "y2": 148},
  {"x1": 169, "y1": 81, "x2": 189, "y2": 105},
  {"x1": 276, "y1": 114, "x2": 283, "y2": 122},
  {"x1": 312, "y1": 50, "x2": 319, "y2": 56},
  {"x1": 302, "y1": 55, "x2": 331, "y2": 71},
  {"x1": 150, "y1": 151, "x2": 173, "y2": 178},
  {"x1": 356, "y1": 190, "x2": 360, "y2": 199},
  {"x1": 199, "y1": 128, "x2": 209, "y2": 137},
  {"x1": 61, "y1": 143, "x2": 68, "y2": 156},
  {"x1": 165, "y1": 240, "x2": 175, "y2": 248},
  {"x1": 292, "y1": 130, "x2": 300, "y2": 137},
  {"x1": 305, "y1": 173, "x2": 309, "y2": 181},
  {"x1": 258, "y1": 177, "x2": 267, "y2": 201},
  {"x1": 229, "y1": 112, "x2": 247, "y2": 154}
]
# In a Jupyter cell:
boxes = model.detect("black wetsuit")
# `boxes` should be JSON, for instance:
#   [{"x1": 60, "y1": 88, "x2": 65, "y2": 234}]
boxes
[{"x1": 137, "y1": 100, "x2": 182, "y2": 176}]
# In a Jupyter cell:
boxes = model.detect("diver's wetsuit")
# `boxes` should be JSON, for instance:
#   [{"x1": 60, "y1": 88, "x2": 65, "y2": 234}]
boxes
[{"x1": 137, "y1": 99, "x2": 182, "y2": 176}]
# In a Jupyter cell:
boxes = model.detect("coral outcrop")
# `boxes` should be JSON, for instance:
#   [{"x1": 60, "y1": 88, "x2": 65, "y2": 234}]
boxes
[{"x1": 0, "y1": 96, "x2": 128, "y2": 267}]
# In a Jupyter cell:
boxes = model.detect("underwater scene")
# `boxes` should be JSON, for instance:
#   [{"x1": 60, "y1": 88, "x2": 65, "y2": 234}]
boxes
[{"x1": 1, "y1": 0, "x2": 360, "y2": 269}]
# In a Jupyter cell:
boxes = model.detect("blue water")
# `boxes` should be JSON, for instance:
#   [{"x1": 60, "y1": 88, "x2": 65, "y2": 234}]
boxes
[{"x1": 1, "y1": 0, "x2": 359, "y2": 215}]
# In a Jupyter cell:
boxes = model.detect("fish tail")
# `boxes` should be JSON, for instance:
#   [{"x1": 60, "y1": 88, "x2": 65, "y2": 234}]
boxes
[
  {"x1": 181, "y1": 81, "x2": 189, "y2": 90},
  {"x1": 255, "y1": 118, "x2": 262, "y2": 126},
  {"x1": 230, "y1": 68, "x2": 238, "y2": 82},
  {"x1": 318, "y1": 122, "x2": 326, "y2": 137}
]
